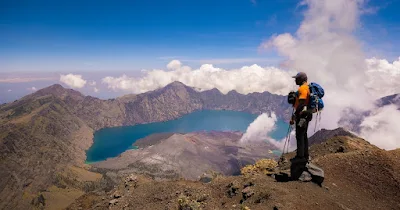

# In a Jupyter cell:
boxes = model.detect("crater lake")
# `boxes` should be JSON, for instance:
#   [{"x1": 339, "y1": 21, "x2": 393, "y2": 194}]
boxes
[{"x1": 86, "y1": 110, "x2": 288, "y2": 163}]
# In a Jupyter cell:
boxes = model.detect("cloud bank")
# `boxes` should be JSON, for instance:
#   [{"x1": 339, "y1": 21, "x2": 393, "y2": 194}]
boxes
[
  {"x1": 100, "y1": 57, "x2": 400, "y2": 99},
  {"x1": 360, "y1": 105, "x2": 400, "y2": 150},
  {"x1": 59, "y1": 74, "x2": 87, "y2": 89},
  {"x1": 102, "y1": 61, "x2": 296, "y2": 95}
]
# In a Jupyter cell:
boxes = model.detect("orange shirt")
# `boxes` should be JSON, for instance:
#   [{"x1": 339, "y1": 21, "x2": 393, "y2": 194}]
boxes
[{"x1": 294, "y1": 83, "x2": 310, "y2": 109}]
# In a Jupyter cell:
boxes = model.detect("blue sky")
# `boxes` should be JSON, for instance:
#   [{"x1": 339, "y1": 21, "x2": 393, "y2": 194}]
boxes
[
  {"x1": 1, "y1": 0, "x2": 400, "y2": 103},
  {"x1": 1, "y1": 0, "x2": 399, "y2": 72},
  {"x1": 0, "y1": 0, "x2": 299, "y2": 72}
]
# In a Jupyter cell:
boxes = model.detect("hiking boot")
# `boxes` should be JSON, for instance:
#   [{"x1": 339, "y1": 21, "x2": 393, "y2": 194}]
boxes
[{"x1": 298, "y1": 171, "x2": 312, "y2": 182}]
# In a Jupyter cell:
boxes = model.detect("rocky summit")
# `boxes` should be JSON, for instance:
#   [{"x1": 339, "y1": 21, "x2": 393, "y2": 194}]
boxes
[{"x1": 0, "y1": 82, "x2": 289, "y2": 210}]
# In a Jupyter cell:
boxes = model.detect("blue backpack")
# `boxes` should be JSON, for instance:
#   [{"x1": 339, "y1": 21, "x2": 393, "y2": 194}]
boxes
[{"x1": 308, "y1": 82, "x2": 324, "y2": 112}]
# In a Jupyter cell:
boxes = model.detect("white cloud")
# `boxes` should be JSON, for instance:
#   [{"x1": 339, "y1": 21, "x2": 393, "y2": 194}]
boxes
[
  {"x1": 240, "y1": 113, "x2": 277, "y2": 144},
  {"x1": 360, "y1": 105, "x2": 400, "y2": 150},
  {"x1": 102, "y1": 62, "x2": 296, "y2": 95},
  {"x1": 59, "y1": 74, "x2": 87, "y2": 89},
  {"x1": 89, "y1": 81, "x2": 97, "y2": 86},
  {"x1": 27, "y1": 87, "x2": 37, "y2": 92},
  {"x1": 259, "y1": 0, "x2": 400, "y2": 150},
  {"x1": 365, "y1": 57, "x2": 400, "y2": 98},
  {"x1": 240, "y1": 112, "x2": 295, "y2": 151},
  {"x1": 7, "y1": 89, "x2": 12, "y2": 92},
  {"x1": 167, "y1": 60, "x2": 182, "y2": 70},
  {"x1": 94, "y1": 87, "x2": 99, "y2": 93},
  {"x1": 102, "y1": 56, "x2": 400, "y2": 99}
]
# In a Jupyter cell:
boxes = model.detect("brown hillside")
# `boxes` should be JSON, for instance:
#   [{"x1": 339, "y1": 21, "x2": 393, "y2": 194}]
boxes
[{"x1": 68, "y1": 135, "x2": 400, "y2": 210}]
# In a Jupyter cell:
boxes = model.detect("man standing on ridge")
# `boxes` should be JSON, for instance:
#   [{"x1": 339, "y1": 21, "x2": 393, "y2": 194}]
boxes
[{"x1": 290, "y1": 72, "x2": 312, "y2": 161}]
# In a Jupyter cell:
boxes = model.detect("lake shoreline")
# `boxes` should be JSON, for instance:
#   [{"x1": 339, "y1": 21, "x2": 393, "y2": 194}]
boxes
[{"x1": 86, "y1": 110, "x2": 288, "y2": 163}]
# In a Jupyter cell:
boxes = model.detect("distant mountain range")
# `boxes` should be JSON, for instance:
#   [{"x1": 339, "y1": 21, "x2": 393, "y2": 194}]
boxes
[{"x1": 0, "y1": 82, "x2": 290, "y2": 209}]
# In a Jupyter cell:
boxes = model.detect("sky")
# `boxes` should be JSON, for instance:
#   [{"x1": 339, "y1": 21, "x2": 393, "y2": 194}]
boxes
[
  {"x1": 1, "y1": 0, "x2": 300, "y2": 72},
  {"x1": 1, "y1": 0, "x2": 399, "y2": 74},
  {"x1": 1, "y1": 0, "x2": 400, "y2": 150},
  {"x1": 0, "y1": 0, "x2": 399, "y2": 100}
]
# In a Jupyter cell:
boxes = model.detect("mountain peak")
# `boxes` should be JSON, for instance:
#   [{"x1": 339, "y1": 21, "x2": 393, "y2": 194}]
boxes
[
  {"x1": 161, "y1": 81, "x2": 193, "y2": 92},
  {"x1": 227, "y1": 90, "x2": 239, "y2": 95},
  {"x1": 32, "y1": 83, "x2": 84, "y2": 101},
  {"x1": 166, "y1": 81, "x2": 187, "y2": 88},
  {"x1": 309, "y1": 127, "x2": 358, "y2": 145}
]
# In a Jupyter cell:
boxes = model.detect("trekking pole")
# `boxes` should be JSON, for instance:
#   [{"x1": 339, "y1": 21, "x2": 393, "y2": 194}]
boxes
[
  {"x1": 280, "y1": 124, "x2": 292, "y2": 161},
  {"x1": 313, "y1": 102, "x2": 319, "y2": 132},
  {"x1": 280, "y1": 108, "x2": 294, "y2": 160},
  {"x1": 285, "y1": 125, "x2": 293, "y2": 154}
]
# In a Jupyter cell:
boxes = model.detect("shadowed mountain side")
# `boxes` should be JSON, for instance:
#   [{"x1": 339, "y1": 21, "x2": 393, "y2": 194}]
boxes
[
  {"x1": 92, "y1": 131, "x2": 280, "y2": 180},
  {"x1": 122, "y1": 81, "x2": 291, "y2": 125}
]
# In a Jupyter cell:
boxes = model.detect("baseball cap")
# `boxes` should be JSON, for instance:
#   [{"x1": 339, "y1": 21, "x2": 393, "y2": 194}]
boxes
[{"x1": 292, "y1": 72, "x2": 307, "y2": 79}]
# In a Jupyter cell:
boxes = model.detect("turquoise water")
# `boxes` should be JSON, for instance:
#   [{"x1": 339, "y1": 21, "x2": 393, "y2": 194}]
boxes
[{"x1": 86, "y1": 110, "x2": 288, "y2": 163}]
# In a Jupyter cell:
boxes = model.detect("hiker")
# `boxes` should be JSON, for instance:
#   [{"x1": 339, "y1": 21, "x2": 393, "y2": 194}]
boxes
[
  {"x1": 290, "y1": 72, "x2": 313, "y2": 161},
  {"x1": 283, "y1": 72, "x2": 325, "y2": 184}
]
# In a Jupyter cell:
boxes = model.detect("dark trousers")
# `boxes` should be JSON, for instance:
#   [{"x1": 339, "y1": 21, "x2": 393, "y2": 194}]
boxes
[{"x1": 295, "y1": 118, "x2": 310, "y2": 159}]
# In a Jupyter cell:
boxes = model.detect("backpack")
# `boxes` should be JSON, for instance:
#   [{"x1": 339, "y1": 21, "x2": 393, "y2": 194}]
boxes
[
  {"x1": 308, "y1": 82, "x2": 324, "y2": 113},
  {"x1": 287, "y1": 91, "x2": 296, "y2": 105}
]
